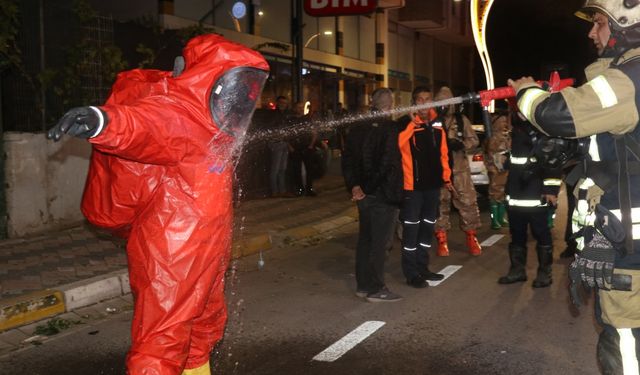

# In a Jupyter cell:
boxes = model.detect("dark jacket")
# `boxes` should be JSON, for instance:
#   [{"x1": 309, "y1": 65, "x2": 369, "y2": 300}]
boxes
[
  {"x1": 342, "y1": 116, "x2": 403, "y2": 205},
  {"x1": 397, "y1": 113, "x2": 451, "y2": 191},
  {"x1": 506, "y1": 118, "x2": 562, "y2": 210}
]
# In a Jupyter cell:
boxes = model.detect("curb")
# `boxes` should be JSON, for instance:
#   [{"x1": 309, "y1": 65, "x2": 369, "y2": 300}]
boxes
[{"x1": 0, "y1": 205, "x2": 359, "y2": 334}]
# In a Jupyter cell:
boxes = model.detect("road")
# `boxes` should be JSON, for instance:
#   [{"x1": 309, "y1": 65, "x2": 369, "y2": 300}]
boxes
[{"x1": 0, "y1": 190, "x2": 602, "y2": 375}]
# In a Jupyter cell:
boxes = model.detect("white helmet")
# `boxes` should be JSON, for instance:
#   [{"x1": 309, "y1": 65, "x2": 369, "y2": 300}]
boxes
[{"x1": 575, "y1": 0, "x2": 640, "y2": 28}]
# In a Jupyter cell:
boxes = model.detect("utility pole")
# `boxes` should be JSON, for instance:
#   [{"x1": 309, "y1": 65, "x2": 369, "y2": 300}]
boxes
[{"x1": 291, "y1": 0, "x2": 303, "y2": 102}]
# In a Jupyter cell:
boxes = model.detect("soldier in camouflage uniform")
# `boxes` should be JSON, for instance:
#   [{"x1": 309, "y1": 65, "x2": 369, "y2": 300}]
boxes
[
  {"x1": 433, "y1": 86, "x2": 482, "y2": 256},
  {"x1": 484, "y1": 111, "x2": 511, "y2": 229}
]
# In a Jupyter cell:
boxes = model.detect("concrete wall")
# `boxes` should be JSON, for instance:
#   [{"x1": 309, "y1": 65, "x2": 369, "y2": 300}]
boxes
[{"x1": 4, "y1": 133, "x2": 91, "y2": 238}]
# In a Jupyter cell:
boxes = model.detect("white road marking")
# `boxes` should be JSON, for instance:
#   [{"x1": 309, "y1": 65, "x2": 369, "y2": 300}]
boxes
[
  {"x1": 480, "y1": 234, "x2": 505, "y2": 247},
  {"x1": 428, "y1": 265, "x2": 462, "y2": 286},
  {"x1": 312, "y1": 321, "x2": 385, "y2": 362}
]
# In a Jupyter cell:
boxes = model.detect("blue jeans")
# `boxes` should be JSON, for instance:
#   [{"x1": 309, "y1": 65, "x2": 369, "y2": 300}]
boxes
[{"x1": 269, "y1": 141, "x2": 289, "y2": 195}]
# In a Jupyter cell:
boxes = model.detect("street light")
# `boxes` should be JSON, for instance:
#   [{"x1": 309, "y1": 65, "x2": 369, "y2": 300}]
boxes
[{"x1": 304, "y1": 31, "x2": 333, "y2": 48}]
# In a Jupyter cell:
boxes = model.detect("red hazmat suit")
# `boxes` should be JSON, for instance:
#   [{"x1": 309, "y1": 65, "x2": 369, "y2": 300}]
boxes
[{"x1": 80, "y1": 34, "x2": 268, "y2": 374}]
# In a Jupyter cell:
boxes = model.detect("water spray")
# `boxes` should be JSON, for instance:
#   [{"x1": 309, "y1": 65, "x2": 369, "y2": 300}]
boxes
[{"x1": 246, "y1": 71, "x2": 572, "y2": 145}]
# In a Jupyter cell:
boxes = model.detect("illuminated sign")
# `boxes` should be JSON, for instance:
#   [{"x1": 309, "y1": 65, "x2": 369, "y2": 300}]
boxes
[
  {"x1": 471, "y1": 0, "x2": 495, "y2": 111},
  {"x1": 304, "y1": 0, "x2": 377, "y2": 17}
]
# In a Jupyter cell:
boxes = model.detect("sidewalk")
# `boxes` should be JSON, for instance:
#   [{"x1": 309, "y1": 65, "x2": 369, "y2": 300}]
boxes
[{"x1": 0, "y1": 169, "x2": 356, "y2": 338}]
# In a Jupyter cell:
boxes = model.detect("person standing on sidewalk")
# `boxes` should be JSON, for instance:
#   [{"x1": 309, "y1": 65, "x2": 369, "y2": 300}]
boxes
[
  {"x1": 398, "y1": 86, "x2": 452, "y2": 289},
  {"x1": 268, "y1": 96, "x2": 294, "y2": 198},
  {"x1": 432, "y1": 86, "x2": 483, "y2": 257},
  {"x1": 497, "y1": 112, "x2": 561, "y2": 288},
  {"x1": 47, "y1": 34, "x2": 268, "y2": 375},
  {"x1": 484, "y1": 111, "x2": 511, "y2": 230},
  {"x1": 290, "y1": 101, "x2": 319, "y2": 196},
  {"x1": 342, "y1": 87, "x2": 403, "y2": 302}
]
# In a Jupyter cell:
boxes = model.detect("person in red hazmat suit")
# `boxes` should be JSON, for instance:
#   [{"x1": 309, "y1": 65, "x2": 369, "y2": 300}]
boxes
[{"x1": 47, "y1": 34, "x2": 269, "y2": 375}]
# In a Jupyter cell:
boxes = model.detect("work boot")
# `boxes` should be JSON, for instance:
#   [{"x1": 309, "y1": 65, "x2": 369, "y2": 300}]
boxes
[
  {"x1": 532, "y1": 245, "x2": 553, "y2": 288},
  {"x1": 435, "y1": 230, "x2": 449, "y2": 256},
  {"x1": 490, "y1": 201, "x2": 502, "y2": 230},
  {"x1": 466, "y1": 230, "x2": 482, "y2": 256},
  {"x1": 182, "y1": 361, "x2": 211, "y2": 375},
  {"x1": 497, "y1": 201, "x2": 509, "y2": 227},
  {"x1": 498, "y1": 244, "x2": 527, "y2": 284}
]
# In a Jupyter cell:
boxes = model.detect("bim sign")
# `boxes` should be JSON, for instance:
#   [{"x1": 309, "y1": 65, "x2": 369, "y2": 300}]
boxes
[{"x1": 304, "y1": 0, "x2": 377, "y2": 17}]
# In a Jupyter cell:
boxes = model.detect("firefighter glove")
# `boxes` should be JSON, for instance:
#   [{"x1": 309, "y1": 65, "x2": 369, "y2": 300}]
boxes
[
  {"x1": 47, "y1": 106, "x2": 107, "y2": 141},
  {"x1": 568, "y1": 228, "x2": 616, "y2": 306}
]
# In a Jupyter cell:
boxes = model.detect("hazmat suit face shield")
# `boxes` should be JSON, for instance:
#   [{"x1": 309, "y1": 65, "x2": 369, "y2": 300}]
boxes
[{"x1": 210, "y1": 67, "x2": 269, "y2": 138}]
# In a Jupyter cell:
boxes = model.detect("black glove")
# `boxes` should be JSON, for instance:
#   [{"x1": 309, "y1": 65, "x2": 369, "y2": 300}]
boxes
[
  {"x1": 47, "y1": 107, "x2": 107, "y2": 141},
  {"x1": 448, "y1": 138, "x2": 464, "y2": 151},
  {"x1": 568, "y1": 228, "x2": 616, "y2": 306}
]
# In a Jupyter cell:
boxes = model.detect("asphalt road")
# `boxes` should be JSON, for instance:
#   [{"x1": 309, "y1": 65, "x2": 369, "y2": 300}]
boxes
[{"x1": 0, "y1": 190, "x2": 602, "y2": 375}]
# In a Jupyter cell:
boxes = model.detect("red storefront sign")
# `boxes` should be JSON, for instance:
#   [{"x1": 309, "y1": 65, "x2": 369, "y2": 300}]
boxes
[{"x1": 304, "y1": 0, "x2": 377, "y2": 17}]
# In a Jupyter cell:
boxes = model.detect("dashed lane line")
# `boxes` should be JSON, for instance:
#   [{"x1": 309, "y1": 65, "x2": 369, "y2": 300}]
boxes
[
  {"x1": 480, "y1": 234, "x2": 505, "y2": 247},
  {"x1": 428, "y1": 265, "x2": 462, "y2": 286},
  {"x1": 312, "y1": 321, "x2": 386, "y2": 362}
]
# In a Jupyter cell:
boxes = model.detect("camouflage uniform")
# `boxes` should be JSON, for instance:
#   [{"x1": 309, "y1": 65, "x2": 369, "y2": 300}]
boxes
[
  {"x1": 484, "y1": 113, "x2": 511, "y2": 229},
  {"x1": 434, "y1": 87, "x2": 482, "y2": 256}
]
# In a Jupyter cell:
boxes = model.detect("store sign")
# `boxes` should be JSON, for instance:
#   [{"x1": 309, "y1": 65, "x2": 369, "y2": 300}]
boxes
[{"x1": 304, "y1": 0, "x2": 377, "y2": 17}]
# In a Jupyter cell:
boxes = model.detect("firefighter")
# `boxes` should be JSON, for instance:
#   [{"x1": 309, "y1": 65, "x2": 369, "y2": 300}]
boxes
[
  {"x1": 497, "y1": 111, "x2": 562, "y2": 288},
  {"x1": 509, "y1": 1, "x2": 640, "y2": 372},
  {"x1": 484, "y1": 111, "x2": 511, "y2": 230},
  {"x1": 433, "y1": 86, "x2": 483, "y2": 257},
  {"x1": 47, "y1": 34, "x2": 269, "y2": 375}
]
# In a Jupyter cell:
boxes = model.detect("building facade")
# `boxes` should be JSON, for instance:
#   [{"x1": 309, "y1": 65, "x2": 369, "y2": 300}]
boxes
[{"x1": 1, "y1": 0, "x2": 476, "y2": 237}]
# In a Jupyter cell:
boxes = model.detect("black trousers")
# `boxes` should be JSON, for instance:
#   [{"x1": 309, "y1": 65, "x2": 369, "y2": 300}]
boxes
[
  {"x1": 355, "y1": 195, "x2": 397, "y2": 293},
  {"x1": 291, "y1": 148, "x2": 315, "y2": 193},
  {"x1": 564, "y1": 181, "x2": 578, "y2": 248},
  {"x1": 507, "y1": 207, "x2": 552, "y2": 248},
  {"x1": 400, "y1": 189, "x2": 440, "y2": 281}
]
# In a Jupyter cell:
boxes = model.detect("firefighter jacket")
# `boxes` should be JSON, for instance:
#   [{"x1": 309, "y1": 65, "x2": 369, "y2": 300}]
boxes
[
  {"x1": 506, "y1": 118, "x2": 562, "y2": 211},
  {"x1": 516, "y1": 46, "x2": 640, "y2": 271},
  {"x1": 342, "y1": 116, "x2": 403, "y2": 205},
  {"x1": 398, "y1": 114, "x2": 451, "y2": 191}
]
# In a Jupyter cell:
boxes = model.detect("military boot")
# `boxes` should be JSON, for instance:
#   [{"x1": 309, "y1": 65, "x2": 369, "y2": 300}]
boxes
[
  {"x1": 490, "y1": 201, "x2": 502, "y2": 230},
  {"x1": 498, "y1": 244, "x2": 527, "y2": 284},
  {"x1": 497, "y1": 201, "x2": 509, "y2": 227},
  {"x1": 532, "y1": 245, "x2": 553, "y2": 288},
  {"x1": 435, "y1": 230, "x2": 449, "y2": 256},
  {"x1": 466, "y1": 230, "x2": 482, "y2": 256}
]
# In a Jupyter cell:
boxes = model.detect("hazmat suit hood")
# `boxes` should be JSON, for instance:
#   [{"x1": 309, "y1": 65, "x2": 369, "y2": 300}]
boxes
[
  {"x1": 435, "y1": 86, "x2": 456, "y2": 116},
  {"x1": 171, "y1": 34, "x2": 269, "y2": 138}
]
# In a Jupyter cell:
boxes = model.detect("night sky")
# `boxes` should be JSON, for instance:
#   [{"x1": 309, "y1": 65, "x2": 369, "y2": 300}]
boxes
[{"x1": 481, "y1": 0, "x2": 594, "y2": 88}]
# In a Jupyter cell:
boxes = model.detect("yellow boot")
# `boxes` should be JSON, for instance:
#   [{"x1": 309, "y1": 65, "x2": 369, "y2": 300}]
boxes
[{"x1": 182, "y1": 361, "x2": 211, "y2": 375}]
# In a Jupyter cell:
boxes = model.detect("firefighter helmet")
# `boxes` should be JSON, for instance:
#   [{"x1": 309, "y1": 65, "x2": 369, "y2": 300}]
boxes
[
  {"x1": 575, "y1": 0, "x2": 640, "y2": 28},
  {"x1": 576, "y1": 0, "x2": 640, "y2": 57}
]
